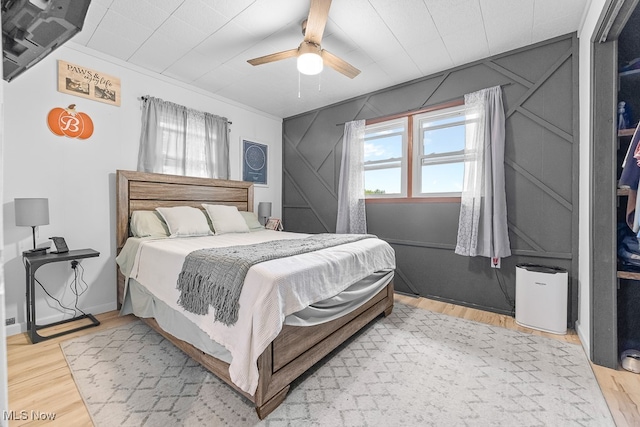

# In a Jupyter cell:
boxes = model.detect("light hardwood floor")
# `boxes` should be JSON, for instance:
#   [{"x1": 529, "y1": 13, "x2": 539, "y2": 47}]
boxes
[{"x1": 6, "y1": 295, "x2": 640, "y2": 426}]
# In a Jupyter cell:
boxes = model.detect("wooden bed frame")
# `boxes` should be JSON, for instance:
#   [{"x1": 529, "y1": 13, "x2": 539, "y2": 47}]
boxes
[{"x1": 115, "y1": 169, "x2": 394, "y2": 419}]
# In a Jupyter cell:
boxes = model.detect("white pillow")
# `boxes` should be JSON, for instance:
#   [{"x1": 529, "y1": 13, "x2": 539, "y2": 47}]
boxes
[
  {"x1": 155, "y1": 206, "x2": 212, "y2": 237},
  {"x1": 202, "y1": 204, "x2": 250, "y2": 234}
]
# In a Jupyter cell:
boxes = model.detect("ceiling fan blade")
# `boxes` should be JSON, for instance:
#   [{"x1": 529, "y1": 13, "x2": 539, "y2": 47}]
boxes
[
  {"x1": 247, "y1": 48, "x2": 299, "y2": 66},
  {"x1": 321, "y1": 50, "x2": 360, "y2": 79},
  {"x1": 304, "y1": 0, "x2": 332, "y2": 45}
]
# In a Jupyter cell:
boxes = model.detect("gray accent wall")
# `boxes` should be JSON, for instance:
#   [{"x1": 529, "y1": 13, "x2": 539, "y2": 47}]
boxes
[{"x1": 283, "y1": 35, "x2": 579, "y2": 322}]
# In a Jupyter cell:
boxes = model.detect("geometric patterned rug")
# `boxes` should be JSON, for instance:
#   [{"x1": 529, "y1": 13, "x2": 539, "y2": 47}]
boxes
[{"x1": 60, "y1": 303, "x2": 615, "y2": 426}]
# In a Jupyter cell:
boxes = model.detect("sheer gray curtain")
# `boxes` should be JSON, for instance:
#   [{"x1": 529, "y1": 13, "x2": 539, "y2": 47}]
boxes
[
  {"x1": 455, "y1": 86, "x2": 511, "y2": 258},
  {"x1": 138, "y1": 96, "x2": 229, "y2": 179},
  {"x1": 336, "y1": 119, "x2": 367, "y2": 234}
]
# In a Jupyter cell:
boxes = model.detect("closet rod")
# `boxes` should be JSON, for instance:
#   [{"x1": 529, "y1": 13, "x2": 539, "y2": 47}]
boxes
[{"x1": 138, "y1": 96, "x2": 232, "y2": 125}]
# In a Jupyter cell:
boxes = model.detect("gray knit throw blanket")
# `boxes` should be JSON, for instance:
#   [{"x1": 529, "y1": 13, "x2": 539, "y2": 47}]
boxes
[{"x1": 177, "y1": 233, "x2": 376, "y2": 326}]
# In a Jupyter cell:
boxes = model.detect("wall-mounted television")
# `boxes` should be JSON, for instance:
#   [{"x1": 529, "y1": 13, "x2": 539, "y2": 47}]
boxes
[{"x1": 2, "y1": 0, "x2": 91, "y2": 82}]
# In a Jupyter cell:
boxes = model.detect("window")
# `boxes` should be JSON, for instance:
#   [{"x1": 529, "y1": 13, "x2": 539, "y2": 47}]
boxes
[
  {"x1": 363, "y1": 118, "x2": 408, "y2": 197},
  {"x1": 413, "y1": 105, "x2": 468, "y2": 197},
  {"x1": 364, "y1": 102, "x2": 468, "y2": 200},
  {"x1": 161, "y1": 112, "x2": 209, "y2": 177},
  {"x1": 138, "y1": 96, "x2": 229, "y2": 180}
]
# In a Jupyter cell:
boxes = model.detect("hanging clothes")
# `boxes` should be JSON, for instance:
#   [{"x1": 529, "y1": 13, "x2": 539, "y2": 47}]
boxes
[{"x1": 618, "y1": 121, "x2": 640, "y2": 231}]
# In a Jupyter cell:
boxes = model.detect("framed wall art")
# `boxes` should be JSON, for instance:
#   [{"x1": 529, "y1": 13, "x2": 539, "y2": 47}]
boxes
[
  {"x1": 57, "y1": 60, "x2": 121, "y2": 106},
  {"x1": 242, "y1": 138, "x2": 268, "y2": 186}
]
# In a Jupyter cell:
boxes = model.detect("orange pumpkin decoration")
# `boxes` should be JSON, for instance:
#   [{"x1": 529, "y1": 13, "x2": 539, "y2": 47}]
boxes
[{"x1": 47, "y1": 104, "x2": 94, "y2": 139}]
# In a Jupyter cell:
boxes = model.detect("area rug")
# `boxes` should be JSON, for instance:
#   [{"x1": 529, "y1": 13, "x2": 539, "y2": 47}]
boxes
[{"x1": 61, "y1": 303, "x2": 614, "y2": 426}]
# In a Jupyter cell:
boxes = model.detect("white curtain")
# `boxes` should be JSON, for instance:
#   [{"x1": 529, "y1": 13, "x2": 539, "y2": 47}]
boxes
[
  {"x1": 138, "y1": 97, "x2": 229, "y2": 179},
  {"x1": 336, "y1": 120, "x2": 367, "y2": 234},
  {"x1": 455, "y1": 86, "x2": 511, "y2": 258}
]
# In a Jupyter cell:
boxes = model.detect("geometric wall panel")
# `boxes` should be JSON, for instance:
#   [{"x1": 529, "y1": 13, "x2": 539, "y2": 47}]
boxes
[{"x1": 283, "y1": 34, "x2": 579, "y2": 324}]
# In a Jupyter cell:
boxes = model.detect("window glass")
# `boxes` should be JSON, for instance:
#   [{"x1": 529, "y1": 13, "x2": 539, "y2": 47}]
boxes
[
  {"x1": 364, "y1": 118, "x2": 407, "y2": 197},
  {"x1": 414, "y1": 105, "x2": 467, "y2": 196},
  {"x1": 422, "y1": 123, "x2": 465, "y2": 155},
  {"x1": 159, "y1": 111, "x2": 209, "y2": 177},
  {"x1": 365, "y1": 131, "x2": 403, "y2": 161},
  {"x1": 421, "y1": 162, "x2": 464, "y2": 193},
  {"x1": 365, "y1": 167, "x2": 402, "y2": 195}
]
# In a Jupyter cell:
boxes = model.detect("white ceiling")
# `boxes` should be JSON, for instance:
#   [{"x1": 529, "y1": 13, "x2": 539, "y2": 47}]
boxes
[{"x1": 72, "y1": 0, "x2": 589, "y2": 118}]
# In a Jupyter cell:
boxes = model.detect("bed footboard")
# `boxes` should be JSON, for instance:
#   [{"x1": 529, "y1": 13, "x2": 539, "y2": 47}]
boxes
[{"x1": 140, "y1": 280, "x2": 394, "y2": 419}]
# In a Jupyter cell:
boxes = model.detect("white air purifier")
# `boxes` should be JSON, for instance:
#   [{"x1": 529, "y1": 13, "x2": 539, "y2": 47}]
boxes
[{"x1": 515, "y1": 264, "x2": 568, "y2": 334}]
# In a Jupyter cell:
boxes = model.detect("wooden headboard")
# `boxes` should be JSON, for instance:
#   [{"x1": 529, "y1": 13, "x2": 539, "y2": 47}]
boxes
[
  {"x1": 116, "y1": 170, "x2": 254, "y2": 250},
  {"x1": 115, "y1": 170, "x2": 254, "y2": 306}
]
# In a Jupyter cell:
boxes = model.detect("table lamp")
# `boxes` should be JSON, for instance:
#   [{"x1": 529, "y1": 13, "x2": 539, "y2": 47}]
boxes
[
  {"x1": 15, "y1": 198, "x2": 49, "y2": 253},
  {"x1": 258, "y1": 202, "x2": 272, "y2": 225}
]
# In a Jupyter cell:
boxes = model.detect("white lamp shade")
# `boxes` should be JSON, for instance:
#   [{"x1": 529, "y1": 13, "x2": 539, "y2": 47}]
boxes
[
  {"x1": 258, "y1": 202, "x2": 272, "y2": 218},
  {"x1": 297, "y1": 52, "x2": 323, "y2": 75},
  {"x1": 15, "y1": 198, "x2": 49, "y2": 226},
  {"x1": 296, "y1": 41, "x2": 323, "y2": 76}
]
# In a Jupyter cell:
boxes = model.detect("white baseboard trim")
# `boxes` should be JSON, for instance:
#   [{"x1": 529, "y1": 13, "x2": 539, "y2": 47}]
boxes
[
  {"x1": 5, "y1": 324, "x2": 21, "y2": 337},
  {"x1": 5, "y1": 301, "x2": 118, "y2": 337},
  {"x1": 575, "y1": 319, "x2": 591, "y2": 357}
]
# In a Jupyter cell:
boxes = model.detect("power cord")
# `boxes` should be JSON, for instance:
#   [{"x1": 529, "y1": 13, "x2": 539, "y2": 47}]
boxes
[
  {"x1": 23, "y1": 258, "x2": 88, "y2": 318},
  {"x1": 494, "y1": 268, "x2": 515, "y2": 316},
  {"x1": 70, "y1": 261, "x2": 88, "y2": 317},
  {"x1": 34, "y1": 275, "x2": 77, "y2": 316}
]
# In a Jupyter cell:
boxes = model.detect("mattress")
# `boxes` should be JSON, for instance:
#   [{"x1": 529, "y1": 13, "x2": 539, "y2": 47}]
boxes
[
  {"x1": 122, "y1": 270, "x2": 394, "y2": 365},
  {"x1": 116, "y1": 230, "x2": 396, "y2": 394}
]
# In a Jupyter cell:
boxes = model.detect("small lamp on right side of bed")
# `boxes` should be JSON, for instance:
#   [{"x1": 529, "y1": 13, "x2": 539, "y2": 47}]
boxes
[{"x1": 258, "y1": 202, "x2": 271, "y2": 226}]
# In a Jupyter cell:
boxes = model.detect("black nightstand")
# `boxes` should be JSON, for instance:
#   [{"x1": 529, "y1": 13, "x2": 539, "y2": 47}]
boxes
[{"x1": 23, "y1": 248, "x2": 100, "y2": 343}]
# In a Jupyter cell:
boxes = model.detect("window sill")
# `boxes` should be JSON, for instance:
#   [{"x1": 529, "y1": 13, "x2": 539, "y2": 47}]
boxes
[{"x1": 365, "y1": 196, "x2": 461, "y2": 204}]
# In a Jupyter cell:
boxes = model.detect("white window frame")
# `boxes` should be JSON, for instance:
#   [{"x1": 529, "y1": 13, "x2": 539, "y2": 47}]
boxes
[
  {"x1": 363, "y1": 117, "x2": 408, "y2": 198},
  {"x1": 412, "y1": 105, "x2": 468, "y2": 197}
]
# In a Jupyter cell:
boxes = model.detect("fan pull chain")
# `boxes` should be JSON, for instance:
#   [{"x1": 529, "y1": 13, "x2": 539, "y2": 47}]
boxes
[
  {"x1": 318, "y1": 73, "x2": 321, "y2": 92},
  {"x1": 298, "y1": 71, "x2": 301, "y2": 99}
]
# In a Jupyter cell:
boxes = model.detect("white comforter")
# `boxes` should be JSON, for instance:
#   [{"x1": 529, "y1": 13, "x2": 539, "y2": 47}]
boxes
[{"x1": 123, "y1": 230, "x2": 395, "y2": 395}]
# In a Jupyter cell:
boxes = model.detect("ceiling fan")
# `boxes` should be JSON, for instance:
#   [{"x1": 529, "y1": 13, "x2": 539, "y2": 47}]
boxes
[{"x1": 247, "y1": 0, "x2": 360, "y2": 79}]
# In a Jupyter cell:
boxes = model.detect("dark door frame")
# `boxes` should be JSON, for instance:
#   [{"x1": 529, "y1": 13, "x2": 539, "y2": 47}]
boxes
[{"x1": 590, "y1": 0, "x2": 639, "y2": 368}]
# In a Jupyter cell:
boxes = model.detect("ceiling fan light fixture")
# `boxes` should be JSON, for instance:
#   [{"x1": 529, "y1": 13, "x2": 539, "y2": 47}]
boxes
[
  {"x1": 297, "y1": 53, "x2": 323, "y2": 75},
  {"x1": 247, "y1": 2, "x2": 360, "y2": 79},
  {"x1": 297, "y1": 42, "x2": 323, "y2": 75}
]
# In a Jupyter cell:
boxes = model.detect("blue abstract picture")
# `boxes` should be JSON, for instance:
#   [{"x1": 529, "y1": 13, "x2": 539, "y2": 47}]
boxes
[{"x1": 242, "y1": 139, "x2": 268, "y2": 185}]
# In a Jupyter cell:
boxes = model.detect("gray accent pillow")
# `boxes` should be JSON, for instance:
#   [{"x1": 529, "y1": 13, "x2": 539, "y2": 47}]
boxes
[
  {"x1": 130, "y1": 211, "x2": 169, "y2": 237},
  {"x1": 240, "y1": 211, "x2": 265, "y2": 231}
]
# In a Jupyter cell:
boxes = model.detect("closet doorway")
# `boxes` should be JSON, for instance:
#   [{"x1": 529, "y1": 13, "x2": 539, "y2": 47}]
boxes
[{"x1": 591, "y1": 0, "x2": 640, "y2": 369}]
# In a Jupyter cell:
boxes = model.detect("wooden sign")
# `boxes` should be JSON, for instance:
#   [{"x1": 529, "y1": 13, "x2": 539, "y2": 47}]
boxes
[{"x1": 57, "y1": 60, "x2": 121, "y2": 106}]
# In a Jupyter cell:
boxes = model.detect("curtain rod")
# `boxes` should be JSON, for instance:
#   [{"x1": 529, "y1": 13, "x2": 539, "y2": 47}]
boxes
[
  {"x1": 138, "y1": 96, "x2": 233, "y2": 125},
  {"x1": 334, "y1": 82, "x2": 513, "y2": 127}
]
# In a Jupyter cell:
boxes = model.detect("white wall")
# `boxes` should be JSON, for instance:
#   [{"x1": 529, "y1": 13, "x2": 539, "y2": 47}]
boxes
[
  {"x1": 2, "y1": 43, "x2": 282, "y2": 335},
  {"x1": 0, "y1": 60, "x2": 9, "y2": 424},
  {"x1": 577, "y1": 0, "x2": 609, "y2": 355}
]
